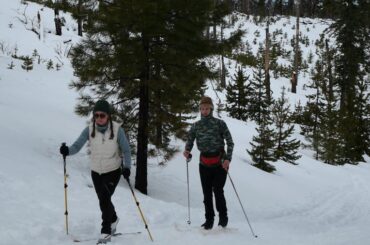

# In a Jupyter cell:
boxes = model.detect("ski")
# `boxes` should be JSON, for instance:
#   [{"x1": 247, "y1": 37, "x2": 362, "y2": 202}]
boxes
[
  {"x1": 174, "y1": 222, "x2": 238, "y2": 235},
  {"x1": 72, "y1": 231, "x2": 142, "y2": 243}
]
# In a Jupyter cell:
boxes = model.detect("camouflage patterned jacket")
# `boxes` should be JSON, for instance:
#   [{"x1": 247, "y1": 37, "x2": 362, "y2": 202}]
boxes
[{"x1": 185, "y1": 112, "x2": 234, "y2": 162}]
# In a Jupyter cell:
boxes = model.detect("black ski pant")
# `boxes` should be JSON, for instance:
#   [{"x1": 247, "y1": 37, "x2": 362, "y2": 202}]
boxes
[
  {"x1": 199, "y1": 164, "x2": 228, "y2": 222},
  {"x1": 91, "y1": 168, "x2": 121, "y2": 234}
]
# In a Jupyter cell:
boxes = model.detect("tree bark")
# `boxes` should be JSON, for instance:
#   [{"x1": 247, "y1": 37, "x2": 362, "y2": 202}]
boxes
[
  {"x1": 54, "y1": 8, "x2": 62, "y2": 36},
  {"x1": 265, "y1": 2, "x2": 271, "y2": 101},
  {"x1": 135, "y1": 38, "x2": 150, "y2": 195},
  {"x1": 292, "y1": 0, "x2": 300, "y2": 94}
]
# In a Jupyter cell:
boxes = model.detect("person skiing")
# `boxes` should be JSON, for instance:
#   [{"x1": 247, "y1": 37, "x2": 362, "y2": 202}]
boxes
[
  {"x1": 183, "y1": 96, "x2": 234, "y2": 230},
  {"x1": 59, "y1": 100, "x2": 131, "y2": 244}
]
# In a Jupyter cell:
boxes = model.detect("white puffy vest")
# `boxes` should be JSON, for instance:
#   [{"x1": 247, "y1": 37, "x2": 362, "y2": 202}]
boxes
[{"x1": 89, "y1": 121, "x2": 122, "y2": 174}]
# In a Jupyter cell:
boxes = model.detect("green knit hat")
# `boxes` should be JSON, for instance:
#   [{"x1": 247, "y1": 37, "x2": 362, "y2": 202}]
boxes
[{"x1": 93, "y1": 100, "x2": 111, "y2": 115}]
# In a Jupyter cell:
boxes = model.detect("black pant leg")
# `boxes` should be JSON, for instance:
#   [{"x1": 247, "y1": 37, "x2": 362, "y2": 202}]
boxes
[
  {"x1": 199, "y1": 164, "x2": 215, "y2": 221},
  {"x1": 91, "y1": 168, "x2": 121, "y2": 234},
  {"x1": 212, "y1": 166, "x2": 227, "y2": 218}
]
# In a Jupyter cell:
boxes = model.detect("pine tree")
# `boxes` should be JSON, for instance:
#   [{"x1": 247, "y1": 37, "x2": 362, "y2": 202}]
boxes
[
  {"x1": 354, "y1": 77, "x2": 370, "y2": 157},
  {"x1": 248, "y1": 59, "x2": 271, "y2": 124},
  {"x1": 70, "y1": 0, "x2": 242, "y2": 194},
  {"x1": 272, "y1": 87, "x2": 301, "y2": 164},
  {"x1": 321, "y1": 0, "x2": 336, "y2": 19},
  {"x1": 7, "y1": 61, "x2": 15, "y2": 69},
  {"x1": 302, "y1": 60, "x2": 323, "y2": 160},
  {"x1": 291, "y1": 100, "x2": 304, "y2": 125},
  {"x1": 247, "y1": 64, "x2": 276, "y2": 173},
  {"x1": 21, "y1": 56, "x2": 33, "y2": 72},
  {"x1": 32, "y1": 49, "x2": 39, "y2": 58},
  {"x1": 315, "y1": 39, "x2": 343, "y2": 165},
  {"x1": 46, "y1": 59, "x2": 54, "y2": 70},
  {"x1": 304, "y1": 37, "x2": 343, "y2": 164},
  {"x1": 248, "y1": 115, "x2": 276, "y2": 173},
  {"x1": 225, "y1": 67, "x2": 251, "y2": 121},
  {"x1": 68, "y1": 0, "x2": 96, "y2": 36},
  {"x1": 331, "y1": 0, "x2": 369, "y2": 164}
]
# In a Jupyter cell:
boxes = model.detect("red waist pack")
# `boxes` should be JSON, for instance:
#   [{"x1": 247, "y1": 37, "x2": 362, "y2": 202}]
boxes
[{"x1": 200, "y1": 151, "x2": 223, "y2": 166}]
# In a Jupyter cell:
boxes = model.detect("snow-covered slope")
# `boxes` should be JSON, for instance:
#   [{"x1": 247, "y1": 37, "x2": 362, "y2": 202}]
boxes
[{"x1": 1, "y1": 1, "x2": 370, "y2": 245}]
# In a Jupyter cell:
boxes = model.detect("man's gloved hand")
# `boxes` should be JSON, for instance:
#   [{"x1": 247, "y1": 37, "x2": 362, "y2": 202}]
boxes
[
  {"x1": 122, "y1": 168, "x2": 130, "y2": 179},
  {"x1": 60, "y1": 143, "x2": 69, "y2": 156}
]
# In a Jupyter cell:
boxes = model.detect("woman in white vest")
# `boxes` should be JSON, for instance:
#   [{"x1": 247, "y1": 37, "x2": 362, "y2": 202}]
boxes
[{"x1": 59, "y1": 100, "x2": 131, "y2": 244}]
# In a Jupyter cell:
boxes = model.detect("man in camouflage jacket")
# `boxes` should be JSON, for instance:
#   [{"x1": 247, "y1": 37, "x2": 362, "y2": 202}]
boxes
[{"x1": 184, "y1": 96, "x2": 234, "y2": 230}]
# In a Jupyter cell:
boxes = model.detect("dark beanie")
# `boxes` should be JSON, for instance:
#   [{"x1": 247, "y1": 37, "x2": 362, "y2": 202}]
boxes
[{"x1": 93, "y1": 100, "x2": 111, "y2": 115}]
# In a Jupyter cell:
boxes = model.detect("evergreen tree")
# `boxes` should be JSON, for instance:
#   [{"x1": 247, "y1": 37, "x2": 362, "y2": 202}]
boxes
[
  {"x1": 7, "y1": 61, "x2": 15, "y2": 70},
  {"x1": 315, "y1": 39, "x2": 343, "y2": 165},
  {"x1": 70, "y1": 0, "x2": 242, "y2": 194},
  {"x1": 331, "y1": 0, "x2": 369, "y2": 164},
  {"x1": 46, "y1": 59, "x2": 54, "y2": 70},
  {"x1": 248, "y1": 59, "x2": 271, "y2": 123},
  {"x1": 247, "y1": 113, "x2": 276, "y2": 173},
  {"x1": 291, "y1": 100, "x2": 304, "y2": 125},
  {"x1": 302, "y1": 61, "x2": 323, "y2": 160},
  {"x1": 274, "y1": 0, "x2": 284, "y2": 16},
  {"x1": 68, "y1": 0, "x2": 96, "y2": 36},
  {"x1": 272, "y1": 87, "x2": 301, "y2": 164},
  {"x1": 354, "y1": 77, "x2": 370, "y2": 157},
  {"x1": 321, "y1": 0, "x2": 337, "y2": 19},
  {"x1": 225, "y1": 67, "x2": 251, "y2": 121},
  {"x1": 32, "y1": 49, "x2": 39, "y2": 58},
  {"x1": 21, "y1": 56, "x2": 33, "y2": 72},
  {"x1": 247, "y1": 64, "x2": 275, "y2": 173},
  {"x1": 305, "y1": 37, "x2": 343, "y2": 164}
]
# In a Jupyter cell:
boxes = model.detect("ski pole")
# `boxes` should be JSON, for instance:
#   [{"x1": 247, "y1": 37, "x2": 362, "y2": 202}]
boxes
[
  {"x1": 186, "y1": 153, "x2": 192, "y2": 225},
  {"x1": 62, "y1": 143, "x2": 69, "y2": 235},
  {"x1": 125, "y1": 177, "x2": 154, "y2": 242},
  {"x1": 227, "y1": 171, "x2": 258, "y2": 238}
]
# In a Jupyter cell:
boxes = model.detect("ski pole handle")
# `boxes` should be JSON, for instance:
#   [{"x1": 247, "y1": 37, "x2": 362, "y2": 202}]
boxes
[
  {"x1": 186, "y1": 153, "x2": 192, "y2": 163},
  {"x1": 61, "y1": 142, "x2": 67, "y2": 161}
]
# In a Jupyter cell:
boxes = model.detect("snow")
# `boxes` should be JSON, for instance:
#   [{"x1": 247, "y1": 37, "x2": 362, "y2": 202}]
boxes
[{"x1": 1, "y1": 1, "x2": 370, "y2": 245}]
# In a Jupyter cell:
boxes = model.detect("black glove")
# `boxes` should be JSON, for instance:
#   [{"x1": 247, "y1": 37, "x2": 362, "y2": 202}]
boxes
[
  {"x1": 186, "y1": 153, "x2": 192, "y2": 162},
  {"x1": 122, "y1": 168, "x2": 130, "y2": 179},
  {"x1": 60, "y1": 143, "x2": 69, "y2": 156}
]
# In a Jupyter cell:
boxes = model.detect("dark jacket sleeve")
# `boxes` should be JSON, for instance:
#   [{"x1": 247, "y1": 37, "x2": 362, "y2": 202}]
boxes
[
  {"x1": 221, "y1": 121, "x2": 234, "y2": 161},
  {"x1": 185, "y1": 123, "x2": 197, "y2": 152}
]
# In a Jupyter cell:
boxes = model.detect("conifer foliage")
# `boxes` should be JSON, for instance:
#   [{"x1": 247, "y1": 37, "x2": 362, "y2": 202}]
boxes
[
  {"x1": 247, "y1": 66, "x2": 276, "y2": 173},
  {"x1": 225, "y1": 67, "x2": 251, "y2": 121},
  {"x1": 70, "y1": 0, "x2": 242, "y2": 194},
  {"x1": 272, "y1": 87, "x2": 301, "y2": 165},
  {"x1": 329, "y1": 0, "x2": 369, "y2": 164},
  {"x1": 21, "y1": 56, "x2": 33, "y2": 72}
]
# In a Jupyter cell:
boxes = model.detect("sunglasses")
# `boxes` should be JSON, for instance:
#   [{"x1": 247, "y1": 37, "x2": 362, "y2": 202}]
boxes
[{"x1": 94, "y1": 113, "x2": 107, "y2": 119}]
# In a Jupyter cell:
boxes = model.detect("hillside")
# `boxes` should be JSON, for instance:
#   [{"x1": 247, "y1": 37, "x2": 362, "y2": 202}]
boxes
[{"x1": 1, "y1": 1, "x2": 370, "y2": 245}]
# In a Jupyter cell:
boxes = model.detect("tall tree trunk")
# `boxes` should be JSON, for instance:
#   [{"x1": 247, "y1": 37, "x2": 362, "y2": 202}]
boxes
[
  {"x1": 54, "y1": 7, "x2": 62, "y2": 36},
  {"x1": 292, "y1": 0, "x2": 300, "y2": 94},
  {"x1": 135, "y1": 38, "x2": 150, "y2": 194},
  {"x1": 154, "y1": 60, "x2": 163, "y2": 146},
  {"x1": 241, "y1": 0, "x2": 250, "y2": 14},
  {"x1": 77, "y1": 0, "x2": 83, "y2": 36},
  {"x1": 220, "y1": 24, "x2": 226, "y2": 88},
  {"x1": 325, "y1": 39, "x2": 333, "y2": 101},
  {"x1": 265, "y1": 2, "x2": 271, "y2": 101}
]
